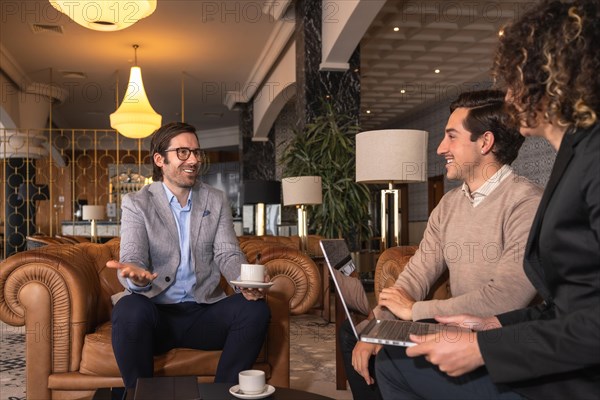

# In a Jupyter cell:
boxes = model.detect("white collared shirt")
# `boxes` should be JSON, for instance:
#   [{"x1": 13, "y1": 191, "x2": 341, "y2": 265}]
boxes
[{"x1": 461, "y1": 164, "x2": 513, "y2": 207}]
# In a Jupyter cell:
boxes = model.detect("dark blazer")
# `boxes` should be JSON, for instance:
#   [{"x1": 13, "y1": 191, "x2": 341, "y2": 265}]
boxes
[
  {"x1": 478, "y1": 123, "x2": 600, "y2": 400},
  {"x1": 112, "y1": 181, "x2": 246, "y2": 305}
]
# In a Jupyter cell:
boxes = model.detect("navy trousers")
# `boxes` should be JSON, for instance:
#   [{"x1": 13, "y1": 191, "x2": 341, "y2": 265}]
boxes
[
  {"x1": 376, "y1": 345, "x2": 523, "y2": 400},
  {"x1": 111, "y1": 293, "x2": 270, "y2": 388},
  {"x1": 339, "y1": 319, "x2": 382, "y2": 400}
]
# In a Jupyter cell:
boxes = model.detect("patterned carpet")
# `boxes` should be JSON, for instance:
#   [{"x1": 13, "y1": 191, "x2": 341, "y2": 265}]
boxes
[
  {"x1": 0, "y1": 323, "x2": 25, "y2": 400},
  {"x1": 0, "y1": 313, "x2": 352, "y2": 400}
]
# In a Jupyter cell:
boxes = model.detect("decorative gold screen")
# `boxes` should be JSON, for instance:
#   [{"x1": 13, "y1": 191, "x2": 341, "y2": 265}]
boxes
[{"x1": 0, "y1": 128, "x2": 151, "y2": 259}]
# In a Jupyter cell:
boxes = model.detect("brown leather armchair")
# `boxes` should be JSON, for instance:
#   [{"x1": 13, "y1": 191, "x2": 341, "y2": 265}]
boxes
[
  {"x1": 0, "y1": 238, "x2": 319, "y2": 400},
  {"x1": 374, "y1": 246, "x2": 450, "y2": 301},
  {"x1": 238, "y1": 234, "x2": 324, "y2": 258}
]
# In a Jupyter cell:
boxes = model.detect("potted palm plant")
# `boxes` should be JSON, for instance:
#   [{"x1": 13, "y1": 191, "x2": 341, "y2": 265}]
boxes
[{"x1": 280, "y1": 101, "x2": 371, "y2": 251}]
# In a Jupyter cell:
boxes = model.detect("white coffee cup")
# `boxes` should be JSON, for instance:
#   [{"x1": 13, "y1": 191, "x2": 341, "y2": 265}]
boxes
[
  {"x1": 240, "y1": 263, "x2": 265, "y2": 283},
  {"x1": 238, "y1": 369, "x2": 266, "y2": 394}
]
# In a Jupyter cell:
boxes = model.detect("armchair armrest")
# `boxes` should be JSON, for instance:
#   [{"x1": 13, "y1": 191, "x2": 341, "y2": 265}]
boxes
[
  {"x1": 0, "y1": 243, "x2": 112, "y2": 400},
  {"x1": 374, "y1": 246, "x2": 449, "y2": 302},
  {"x1": 241, "y1": 241, "x2": 321, "y2": 315}
]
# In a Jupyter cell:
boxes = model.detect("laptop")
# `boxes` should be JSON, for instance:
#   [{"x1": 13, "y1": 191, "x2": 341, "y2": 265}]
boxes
[{"x1": 320, "y1": 239, "x2": 453, "y2": 347}]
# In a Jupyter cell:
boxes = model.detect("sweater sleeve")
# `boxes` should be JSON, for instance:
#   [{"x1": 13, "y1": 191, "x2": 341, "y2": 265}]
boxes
[
  {"x1": 411, "y1": 190, "x2": 540, "y2": 320},
  {"x1": 394, "y1": 203, "x2": 448, "y2": 302}
]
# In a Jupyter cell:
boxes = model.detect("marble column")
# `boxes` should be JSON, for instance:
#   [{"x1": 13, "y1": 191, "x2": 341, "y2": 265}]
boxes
[
  {"x1": 239, "y1": 102, "x2": 276, "y2": 182},
  {"x1": 295, "y1": 0, "x2": 361, "y2": 130}
]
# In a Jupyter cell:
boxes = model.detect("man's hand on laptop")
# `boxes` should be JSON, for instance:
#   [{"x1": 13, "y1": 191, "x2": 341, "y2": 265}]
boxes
[
  {"x1": 434, "y1": 314, "x2": 501, "y2": 331},
  {"x1": 378, "y1": 286, "x2": 416, "y2": 320},
  {"x1": 352, "y1": 341, "x2": 383, "y2": 385}
]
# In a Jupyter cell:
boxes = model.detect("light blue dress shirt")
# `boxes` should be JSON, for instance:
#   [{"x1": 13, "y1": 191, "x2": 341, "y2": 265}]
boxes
[
  {"x1": 153, "y1": 184, "x2": 196, "y2": 303},
  {"x1": 127, "y1": 183, "x2": 197, "y2": 303}
]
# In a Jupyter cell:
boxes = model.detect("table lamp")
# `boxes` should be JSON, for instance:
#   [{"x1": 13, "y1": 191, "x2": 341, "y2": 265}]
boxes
[
  {"x1": 356, "y1": 129, "x2": 428, "y2": 250},
  {"x1": 243, "y1": 180, "x2": 281, "y2": 236},
  {"x1": 82, "y1": 205, "x2": 105, "y2": 243},
  {"x1": 282, "y1": 176, "x2": 323, "y2": 252}
]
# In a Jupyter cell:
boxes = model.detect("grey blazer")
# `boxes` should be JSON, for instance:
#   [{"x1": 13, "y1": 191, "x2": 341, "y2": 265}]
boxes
[{"x1": 112, "y1": 181, "x2": 246, "y2": 304}]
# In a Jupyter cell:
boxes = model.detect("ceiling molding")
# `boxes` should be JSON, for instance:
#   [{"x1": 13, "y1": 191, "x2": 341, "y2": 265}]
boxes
[
  {"x1": 197, "y1": 125, "x2": 239, "y2": 149},
  {"x1": 0, "y1": 44, "x2": 31, "y2": 90},
  {"x1": 253, "y1": 41, "x2": 296, "y2": 140},
  {"x1": 224, "y1": 17, "x2": 295, "y2": 110},
  {"x1": 262, "y1": 0, "x2": 293, "y2": 21},
  {"x1": 319, "y1": 61, "x2": 350, "y2": 71},
  {"x1": 320, "y1": 0, "x2": 386, "y2": 71}
]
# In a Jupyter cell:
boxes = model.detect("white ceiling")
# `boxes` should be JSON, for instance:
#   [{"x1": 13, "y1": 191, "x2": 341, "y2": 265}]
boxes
[
  {"x1": 360, "y1": 0, "x2": 530, "y2": 130},
  {"x1": 1, "y1": 0, "x2": 279, "y2": 133},
  {"x1": 0, "y1": 0, "x2": 530, "y2": 138}
]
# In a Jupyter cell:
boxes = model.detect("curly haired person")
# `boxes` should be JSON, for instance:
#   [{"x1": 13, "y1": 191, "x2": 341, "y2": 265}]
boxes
[{"x1": 375, "y1": 1, "x2": 600, "y2": 399}]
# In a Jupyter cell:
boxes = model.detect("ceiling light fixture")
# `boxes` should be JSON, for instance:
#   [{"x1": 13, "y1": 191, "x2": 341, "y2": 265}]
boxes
[
  {"x1": 49, "y1": 0, "x2": 157, "y2": 31},
  {"x1": 110, "y1": 44, "x2": 161, "y2": 139},
  {"x1": 393, "y1": 27, "x2": 400, "y2": 31},
  {"x1": 434, "y1": 69, "x2": 441, "y2": 74}
]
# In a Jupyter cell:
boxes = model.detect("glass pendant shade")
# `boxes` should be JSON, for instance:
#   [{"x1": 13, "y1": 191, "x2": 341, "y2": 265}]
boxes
[
  {"x1": 110, "y1": 66, "x2": 162, "y2": 139},
  {"x1": 49, "y1": 0, "x2": 157, "y2": 31}
]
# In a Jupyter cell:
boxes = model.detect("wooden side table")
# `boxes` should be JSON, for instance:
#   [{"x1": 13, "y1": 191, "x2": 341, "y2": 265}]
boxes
[
  {"x1": 308, "y1": 256, "x2": 331, "y2": 322},
  {"x1": 335, "y1": 292, "x2": 348, "y2": 390}
]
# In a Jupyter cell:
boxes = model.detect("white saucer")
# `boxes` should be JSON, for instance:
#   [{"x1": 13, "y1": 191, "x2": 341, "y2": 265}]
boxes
[
  {"x1": 229, "y1": 384, "x2": 275, "y2": 399},
  {"x1": 230, "y1": 280, "x2": 274, "y2": 289}
]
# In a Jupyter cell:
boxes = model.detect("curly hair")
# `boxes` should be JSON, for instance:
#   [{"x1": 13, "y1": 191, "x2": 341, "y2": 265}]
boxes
[
  {"x1": 450, "y1": 89, "x2": 524, "y2": 165},
  {"x1": 492, "y1": 0, "x2": 600, "y2": 129}
]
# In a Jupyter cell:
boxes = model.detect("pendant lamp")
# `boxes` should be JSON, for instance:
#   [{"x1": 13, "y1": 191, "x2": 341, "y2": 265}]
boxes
[
  {"x1": 49, "y1": 0, "x2": 157, "y2": 31},
  {"x1": 110, "y1": 45, "x2": 162, "y2": 139}
]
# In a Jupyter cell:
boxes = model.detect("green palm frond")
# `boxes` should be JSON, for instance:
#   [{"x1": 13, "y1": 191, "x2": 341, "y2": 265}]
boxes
[{"x1": 280, "y1": 101, "x2": 372, "y2": 248}]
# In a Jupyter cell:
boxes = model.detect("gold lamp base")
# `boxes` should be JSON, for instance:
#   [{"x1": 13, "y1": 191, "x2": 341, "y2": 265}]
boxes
[
  {"x1": 297, "y1": 205, "x2": 308, "y2": 253},
  {"x1": 255, "y1": 203, "x2": 266, "y2": 236},
  {"x1": 380, "y1": 182, "x2": 400, "y2": 250}
]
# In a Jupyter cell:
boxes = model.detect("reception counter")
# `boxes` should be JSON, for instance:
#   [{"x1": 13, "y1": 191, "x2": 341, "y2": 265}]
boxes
[{"x1": 61, "y1": 221, "x2": 120, "y2": 238}]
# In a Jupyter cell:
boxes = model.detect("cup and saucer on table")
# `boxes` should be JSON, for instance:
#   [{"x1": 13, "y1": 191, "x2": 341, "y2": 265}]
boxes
[
  {"x1": 229, "y1": 369, "x2": 276, "y2": 399},
  {"x1": 230, "y1": 263, "x2": 274, "y2": 289}
]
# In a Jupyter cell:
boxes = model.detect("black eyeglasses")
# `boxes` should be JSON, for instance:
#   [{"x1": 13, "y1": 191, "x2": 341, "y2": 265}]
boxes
[{"x1": 164, "y1": 147, "x2": 203, "y2": 161}]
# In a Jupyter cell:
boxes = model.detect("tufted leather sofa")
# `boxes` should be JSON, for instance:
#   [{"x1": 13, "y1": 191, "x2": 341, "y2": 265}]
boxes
[{"x1": 0, "y1": 238, "x2": 321, "y2": 400}]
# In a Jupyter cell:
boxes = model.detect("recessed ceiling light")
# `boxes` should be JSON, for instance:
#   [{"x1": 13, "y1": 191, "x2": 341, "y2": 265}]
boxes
[
  {"x1": 366, "y1": 110, "x2": 371, "y2": 114},
  {"x1": 434, "y1": 69, "x2": 441, "y2": 74},
  {"x1": 393, "y1": 27, "x2": 399, "y2": 32},
  {"x1": 400, "y1": 89, "x2": 406, "y2": 94}
]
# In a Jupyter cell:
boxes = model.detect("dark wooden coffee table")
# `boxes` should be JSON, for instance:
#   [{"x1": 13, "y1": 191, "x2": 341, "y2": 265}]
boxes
[{"x1": 94, "y1": 382, "x2": 335, "y2": 400}]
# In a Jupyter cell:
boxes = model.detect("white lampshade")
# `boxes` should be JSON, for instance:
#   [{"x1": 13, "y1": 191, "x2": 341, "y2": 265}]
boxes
[
  {"x1": 356, "y1": 129, "x2": 428, "y2": 183},
  {"x1": 282, "y1": 176, "x2": 323, "y2": 206},
  {"x1": 110, "y1": 66, "x2": 162, "y2": 139},
  {"x1": 49, "y1": 0, "x2": 157, "y2": 31},
  {"x1": 82, "y1": 205, "x2": 105, "y2": 221}
]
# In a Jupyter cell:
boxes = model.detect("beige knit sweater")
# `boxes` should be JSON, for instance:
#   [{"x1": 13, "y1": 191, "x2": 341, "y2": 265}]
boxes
[{"x1": 393, "y1": 174, "x2": 543, "y2": 321}]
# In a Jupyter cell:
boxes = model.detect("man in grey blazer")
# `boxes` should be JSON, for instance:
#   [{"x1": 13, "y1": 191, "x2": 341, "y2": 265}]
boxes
[{"x1": 107, "y1": 122, "x2": 270, "y2": 391}]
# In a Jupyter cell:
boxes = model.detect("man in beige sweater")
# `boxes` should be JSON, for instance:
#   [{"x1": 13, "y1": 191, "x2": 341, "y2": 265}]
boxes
[{"x1": 342, "y1": 89, "x2": 542, "y2": 399}]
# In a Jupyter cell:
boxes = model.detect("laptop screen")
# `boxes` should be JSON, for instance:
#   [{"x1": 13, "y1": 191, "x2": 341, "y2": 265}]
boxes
[{"x1": 319, "y1": 239, "x2": 371, "y2": 340}]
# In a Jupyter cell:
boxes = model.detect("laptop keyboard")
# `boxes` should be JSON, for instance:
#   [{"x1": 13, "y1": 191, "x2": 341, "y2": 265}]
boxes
[{"x1": 377, "y1": 320, "x2": 431, "y2": 340}]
